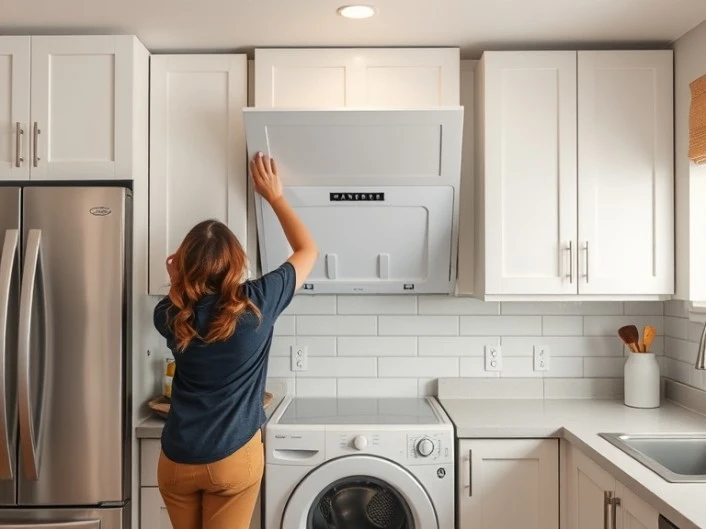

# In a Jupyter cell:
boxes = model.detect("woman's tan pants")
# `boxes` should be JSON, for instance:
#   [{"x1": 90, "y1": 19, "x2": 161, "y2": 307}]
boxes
[{"x1": 158, "y1": 430, "x2": 264, "y2": 529}]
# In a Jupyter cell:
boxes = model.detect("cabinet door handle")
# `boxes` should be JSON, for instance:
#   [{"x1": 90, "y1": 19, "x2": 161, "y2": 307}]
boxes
[
  {"x1": 32, "y1": 122, "x2": 40, "y2": 168},
  {"x1": 612, "y1": 496, "x2": 621, "y2": 529},
  {"x1": 583, "y1": 241, "x2": 589, "y2": 283},
  {"x1": 566, "y1": 241, "x2": 573, "y2": 283},
  {"x1": 15, "y1": 122, "x2": 24, "y2": 167},
  {"x1": 604, "y1": 491, "x2": 612, "y2": 529},
  {"x1": 464, "y1": 449, "x2": 472, "y2": 497}
]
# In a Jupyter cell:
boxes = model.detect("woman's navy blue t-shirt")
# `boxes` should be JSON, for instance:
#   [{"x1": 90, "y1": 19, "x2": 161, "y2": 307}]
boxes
[{"x1": 153, "y1": 262, "x2": 296, "y2": 464}]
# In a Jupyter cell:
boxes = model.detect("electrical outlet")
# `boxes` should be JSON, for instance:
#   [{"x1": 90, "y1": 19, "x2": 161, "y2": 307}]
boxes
[
  {"x1": 484, "y1": 345, "x2": 502, "y2": 372},
  {"x1": 534, "y1": 345, "x2": 550, "y2": 371},
  {"x1": 291, "y1": 345, "x2": 308, "y2": 372}
]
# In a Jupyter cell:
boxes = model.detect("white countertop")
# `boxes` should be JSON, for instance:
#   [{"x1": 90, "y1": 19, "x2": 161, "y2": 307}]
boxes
[{"x1": 438, "y1": 398, "x2": 706, "y2": 529}]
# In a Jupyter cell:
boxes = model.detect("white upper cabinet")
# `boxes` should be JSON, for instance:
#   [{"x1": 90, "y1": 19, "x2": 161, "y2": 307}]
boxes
[
  {"x1": 475, "y1": 51, "x2": 578, "y2": 296},
  {"x1": 148, "y1": 55, "x2": 248, "y2": 295},
  {"x1": 458, "y1": 439, "x2": 559, "y2": 529},
  {"x1": 0, "y1": 35, "x2": 148, "y2": 181},
  {"x1": 473, "y1": 50, "x2": 674, "y2": 300},
  {"x1": 0, "y1": 37, "x2": 31, "y2": 181},
  {"x1": 254, "y1": 48, "x2": 459, "y2": 108},
  {"x1": 577, "y1": 51, "x2": 674, "y2": 296}
]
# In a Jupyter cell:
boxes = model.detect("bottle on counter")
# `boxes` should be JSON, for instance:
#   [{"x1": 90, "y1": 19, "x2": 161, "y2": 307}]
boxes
[{"x1": 164, "y1": 358, "x2": 175, "y2": 398}]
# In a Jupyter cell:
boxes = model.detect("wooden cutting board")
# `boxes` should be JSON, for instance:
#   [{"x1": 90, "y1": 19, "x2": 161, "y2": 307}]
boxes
[{"x1": 149, "y1": 391, "x2": 274, "y2": 419}]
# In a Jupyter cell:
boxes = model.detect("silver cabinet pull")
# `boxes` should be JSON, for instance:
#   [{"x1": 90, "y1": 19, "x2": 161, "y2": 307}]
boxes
[
  {"x1": 32, "y1": 122, "x2": 40, "y2": 168},
  {"x1": 18, "y1": 229, "x2": 46, "y2": 480},
  {"x1": 583, "y1": 241, "x2": 589, "y2": 283},
  {"x1": 15, "y1": 123, "x2": 24, "y2": 168},
  {"x1": 612, "y1": 495, "x2": 620, "y2": 529},
  {"x1": 467, "y1": 449, "x2": 473, "y2": 496},
  {"x1": 566, "y1": 241, "x2": 574, "y2": 283},
  {"x1": 604, "y1": 491, "x2": 612, "y2": 529},
  {"x1": 0, "y1": 230, "x2": 19, "y2": 480}
]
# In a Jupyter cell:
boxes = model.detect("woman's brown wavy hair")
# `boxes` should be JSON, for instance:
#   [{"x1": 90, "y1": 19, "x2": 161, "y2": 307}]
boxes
[{"x1": 168, "y1": 220, "x2": 261, "y2": 351}]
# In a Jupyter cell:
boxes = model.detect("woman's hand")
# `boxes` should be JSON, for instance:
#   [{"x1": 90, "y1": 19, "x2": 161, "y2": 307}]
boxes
[
  {"x1": 250, "y1": 153, "x2": 284, "y2": 204},
  {"x1": 166, "y1": 254, "x2": 178, "y2": 283}
]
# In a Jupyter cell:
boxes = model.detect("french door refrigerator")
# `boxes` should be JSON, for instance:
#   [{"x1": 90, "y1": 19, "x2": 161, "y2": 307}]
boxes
[{"x1": 0, "y1": 186, "x2": 131, "y2": 528}]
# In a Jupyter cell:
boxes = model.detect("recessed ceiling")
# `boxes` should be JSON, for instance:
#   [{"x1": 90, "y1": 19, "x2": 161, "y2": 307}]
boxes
[{"x1": 2, "y1": 0, "x2": 705, "y2": 57}]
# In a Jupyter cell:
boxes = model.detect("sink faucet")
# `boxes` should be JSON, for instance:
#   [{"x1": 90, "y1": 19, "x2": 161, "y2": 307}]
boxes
[{"x1": 697, "y1": 322, "x2": 706, "y2": 370}]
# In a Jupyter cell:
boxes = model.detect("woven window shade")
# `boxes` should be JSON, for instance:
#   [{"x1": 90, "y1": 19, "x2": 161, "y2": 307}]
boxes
[{"x1": 689, "y1": 73, "x2": 706, "y2": 165}]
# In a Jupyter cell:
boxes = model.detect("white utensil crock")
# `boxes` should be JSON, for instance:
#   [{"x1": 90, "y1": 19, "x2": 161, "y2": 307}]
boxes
[{"x1": 624, "y1": 352, "x2": 660, "y2": 409}]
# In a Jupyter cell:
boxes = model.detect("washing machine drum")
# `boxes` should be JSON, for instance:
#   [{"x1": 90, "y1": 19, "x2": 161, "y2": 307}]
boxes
[
  {"x1": 313, "y1": 480, "x2": 407, "y2": 529},
  {"x1": 281, "y1": 456, "x2": 438, "y2": 529}
]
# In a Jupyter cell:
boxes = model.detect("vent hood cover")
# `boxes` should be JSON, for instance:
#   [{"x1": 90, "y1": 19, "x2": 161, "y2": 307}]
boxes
[{"x1": 243, "y1": 108, "x2": 464, "y2": 294}]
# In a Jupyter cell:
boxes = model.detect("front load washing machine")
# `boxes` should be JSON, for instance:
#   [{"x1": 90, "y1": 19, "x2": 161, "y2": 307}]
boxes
[{"x1": 264, "y1": 397, "x2": 454, "y2": 529}]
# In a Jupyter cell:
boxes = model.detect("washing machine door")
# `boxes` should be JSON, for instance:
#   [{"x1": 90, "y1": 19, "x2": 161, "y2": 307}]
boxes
[{"x1": 281, "y1": 455, "x2": 438, "y2": 529}]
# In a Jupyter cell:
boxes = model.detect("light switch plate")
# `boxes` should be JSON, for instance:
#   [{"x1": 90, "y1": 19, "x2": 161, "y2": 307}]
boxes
[
  {"x1": 485, "y1": 345, "x2": 502, "y2": 372},
  {"x1": 291, "y1": 345, "x2": 308, "y2": 372}
]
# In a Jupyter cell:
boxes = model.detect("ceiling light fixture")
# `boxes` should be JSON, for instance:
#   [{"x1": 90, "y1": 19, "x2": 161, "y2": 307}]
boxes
[{"x1": 337, "y1": 5, "x2": 376, "y2": 19}]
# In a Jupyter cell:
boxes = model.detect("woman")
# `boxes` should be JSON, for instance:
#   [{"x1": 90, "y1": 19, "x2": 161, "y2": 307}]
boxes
[{"x1": 153, "y1": 153, "x2": 317, "y2": 529}]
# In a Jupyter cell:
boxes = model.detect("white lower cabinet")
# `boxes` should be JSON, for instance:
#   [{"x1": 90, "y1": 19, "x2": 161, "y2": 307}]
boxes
[
  {"x1": 457, "y1": 438, "x2": 559, "y2": 529},
  {"x1": 568, "y1": 445, "x2": 658, "y2": 529},
  {"x1": 141, "y1": 488, "x2": 172, "y2": 529}
]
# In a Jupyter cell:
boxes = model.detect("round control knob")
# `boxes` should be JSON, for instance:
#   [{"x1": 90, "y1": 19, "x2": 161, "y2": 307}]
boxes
[
  {"x1": 353, "y1": 435, "x2": 368, "y2": 450},
  {"x1": 416, "y1": 437, "x2": 435, "y2": 457}
]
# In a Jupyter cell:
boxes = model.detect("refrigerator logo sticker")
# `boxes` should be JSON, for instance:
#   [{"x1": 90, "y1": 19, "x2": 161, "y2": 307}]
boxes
[
  {"x1": 330, "y1": 192, "x2": 385, "y2": 202},
  {"x1": 89, "y1": 207, "x2": 112, "y2": 217}
]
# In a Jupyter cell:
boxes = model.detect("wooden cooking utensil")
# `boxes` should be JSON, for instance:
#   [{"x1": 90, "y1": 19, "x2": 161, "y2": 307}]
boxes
[
  {"x1": 618, "y1": 325, "x2": 640, "y2": 353},
  {"x1": 643, "y1": 325, "x2": 656, "y2": 352}
]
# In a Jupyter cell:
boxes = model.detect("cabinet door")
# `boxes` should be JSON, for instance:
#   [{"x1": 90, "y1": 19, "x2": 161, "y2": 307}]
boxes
[
  {"x1": 568, "y1": 447, "x2": 616, "y2": 529},
  {"x1": 481, "y1": 51, "x2": 578, "y2": 295},
  {"x1": 577, "y1": 51, "x2": 674, "y2": 295},
  {"x1": 254, "y1": 48, "x2": 459, "y2": 107},
  {"x1": 615, "y1": 482, "x2": 658, "y2": 529},
  {"x1": 149, "y1": 55, "x2": 248, "y2": 294},
  {"x1": 30, "y1": 36, "x2": 137, "y2": 180},
  {"x1": 140, "y1": 488, "x2": 173, "y2": 529},
  {"x1": 0, "y1": 37, "x2": 31, "y2": 181},
  {"x1": 458, "y1": 439, "x2": 559, "y2": 529}
]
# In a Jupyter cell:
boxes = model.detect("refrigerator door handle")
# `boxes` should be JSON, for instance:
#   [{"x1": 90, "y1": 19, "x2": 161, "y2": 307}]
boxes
[
  {"x1": 18, "y1": 229, "x2": 45, "y2": 480},
  {"x1": 0, "y1": 229, "x2": 19, "y2": 480},
  {"x1": 2, "y1": 522, "x2": 100, "y2": 529}
]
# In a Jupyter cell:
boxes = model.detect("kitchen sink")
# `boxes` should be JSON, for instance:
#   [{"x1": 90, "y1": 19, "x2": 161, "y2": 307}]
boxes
[{"x1": 599, "y1": 433, "x2": 706, "y2": 483}]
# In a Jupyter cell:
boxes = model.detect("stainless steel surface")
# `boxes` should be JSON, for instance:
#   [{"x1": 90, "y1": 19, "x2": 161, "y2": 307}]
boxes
[
  {"x1": 695, "y1": 323, "x2": 706, "y2": 370},
  {"x1": 0, "y1": 504, "x2": 127, "y2": 529},
  {"x1": 17, "y1": 230, "x2": 45, "y2": 482},
  {"x1": 15, "y1": 123, "x2": 23, "y2": 168},
  {"x1": 32, "y1": 123, "x2": 39, "y2": 168},
  {"x1": 0, "y1": 230, "x2": 19, "y2": 482},
  {"x1": 600, "y1": 433, "x2": 706, "y2": 482},
  {"x1": 19, "y1": 187, "x2": 128, "y2": 506},
  {"x1": 467, "y1": 449, "x2": 472, "y2": 497},
  {"x1": 0, "y1": 188, "x2": 20, "y2": 506}
]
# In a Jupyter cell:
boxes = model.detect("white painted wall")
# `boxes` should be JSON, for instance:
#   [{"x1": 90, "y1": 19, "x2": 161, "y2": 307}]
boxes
[{"x1": 674, "y1": 20, "x2": 706, "y2": 301}]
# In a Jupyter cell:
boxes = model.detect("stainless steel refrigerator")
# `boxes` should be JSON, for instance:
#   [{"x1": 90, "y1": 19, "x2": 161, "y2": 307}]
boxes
[{"x1": 0, "y1": 186, "x2": 131, "y2": 528}]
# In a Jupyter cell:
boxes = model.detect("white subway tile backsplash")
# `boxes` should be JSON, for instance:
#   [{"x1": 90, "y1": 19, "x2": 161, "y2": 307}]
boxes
[
  {"x1": 623, "y1": 301, "x2": 664, "y2": 316},
  {"x1": 665, "y1": 337, "x2": 698, "y2": 364},
  {"x1": 270, "y1": 337, "x2": 337, "y2": 357},
  {"x1": 542, "y1": 316, "x2": 583, "y2": 336},
  {"x1": 544, "y1": 357, "x2": 584, "y2": 378},
  {"x1": 461, "y1": 316, "x2": 542, "y2": 336},
  {"x1": 379, "y1": 316, "x2": 458, "y2": 336},
  {"x1": 419, "y1": 337, "x2": 497, "y2": 356},
  {"x1": 501, "y1": 301, "x2": 623, "y2": 316},
  {"x1": 664, "y1": 300, "x2": 689, "y2": 318},
  {"x1": 583, "y1": 316, "x2": 661, "y2": 337},
  {"x1": 584, "y1": 357, "x2": 625, "y2": 378},
  {"x1": 418, "y1": 296, "x2": 500, "y2": 315},
  {"x1": 688, "y1": 321, "x2": 704, "y2": 343},
  {"x1": 274, "y1": 315, "x2": 296, "y2": 336},
  {"x1": 418, "y1": 379, "x2": 439, "y2": 396},
  {"x1": 437, "y1": 378, "x2": 543, "y2": 399},
  {"x1": 664, "y1": 316, "x2": 688, "y2": 340},
  {"x1": 500, "y1": 336, "x2": 622, "y2": 357},
  {"x1": 297, "y1": 316, "x2": 377, "y2": 336},
  {"x1": 338, "y1": 296, "x2": 417, "y2": 315},
  {"x1": 338, "y1": 378, "x2": 418, "y2": 397},
  {"x1": 378, "y1": 357, "x2": 459, "y2": 378},
  {"x1": 459, "y1": 358, "x2": 499, "y2": 378},
  {"x1": 297, "y1": 378, "x2": 337, "y2": 397},
  {"x1": 543, "y1": 378, "x2": 623, "y2": 399},
  {"x1": 304, "y1": 357, "x2": 377, "y2": 378},
  {"x1": 338, "y1": 337, "x2": 417, "y2": 357},
  {"x1": 501, "y1": 357, "x2": 543, "y2": 378},
  {"x1": 285, "y1": 295, "x2": 337, "y2": 315}
]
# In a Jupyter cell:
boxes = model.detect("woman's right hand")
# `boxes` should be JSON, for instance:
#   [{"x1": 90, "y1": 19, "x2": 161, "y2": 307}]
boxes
[{"x1": 250, "y1": 153, "x2": 284, "y2": 204}]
